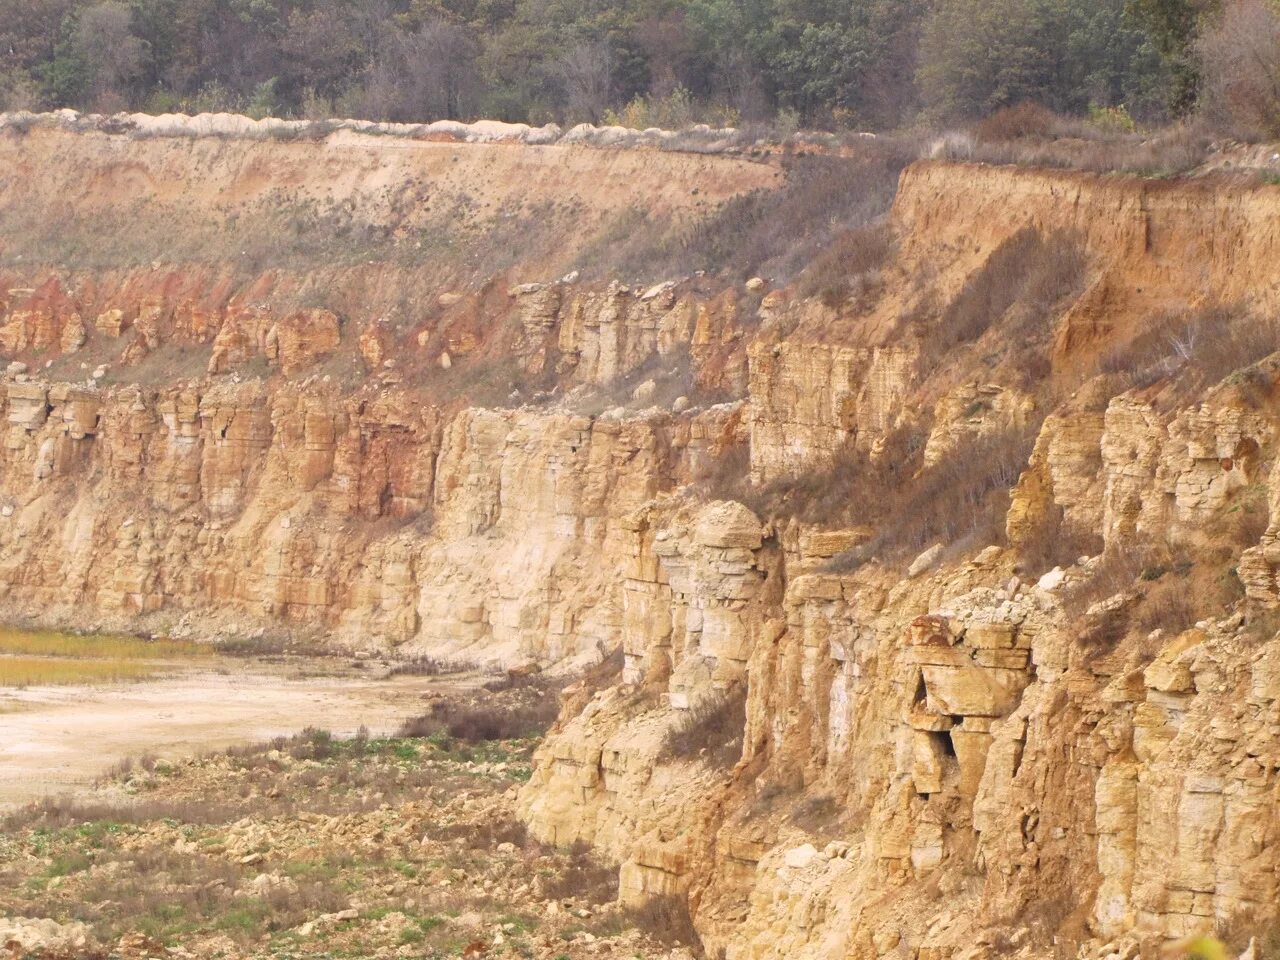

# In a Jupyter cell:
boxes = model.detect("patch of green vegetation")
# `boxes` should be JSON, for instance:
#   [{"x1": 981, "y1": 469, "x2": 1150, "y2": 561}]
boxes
[
  {"x1": 497, "y1": 912, "x2": 537, "y2": 933},
  {"x1": 43, "y1": 851, "x2": 92, "y2": 878},
  {"x1": 215, "y1": 899, "x2": 271, "y2": 934}
]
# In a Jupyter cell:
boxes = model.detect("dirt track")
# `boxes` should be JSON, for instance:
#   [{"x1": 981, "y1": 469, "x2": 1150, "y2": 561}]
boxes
[{"x1": 0, "y1": 659, "x2": 468, "y2": 807}]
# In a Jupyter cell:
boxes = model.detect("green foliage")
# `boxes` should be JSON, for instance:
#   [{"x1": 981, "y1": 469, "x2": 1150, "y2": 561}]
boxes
[
  {"x1": 1125, "y1": 0, "x2": 1218, "y2": 110},
  {"x1": 917, "y1": 0, "x2": 1170, "y2": 121},
  {"x1": 0, "y1": 0, "x2": 1243, "y2": 129},
  {"x1": 245, "y1": 76, "x2": 279, "y2": 118},
  {"x1": 1089, "y1": 102, "x2": 1138, "y2": 131}
]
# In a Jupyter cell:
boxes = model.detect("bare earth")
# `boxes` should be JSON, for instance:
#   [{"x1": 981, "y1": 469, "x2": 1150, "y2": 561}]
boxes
[{"x1": 0, "y1": 660, "x2": 466, "y2": 807}]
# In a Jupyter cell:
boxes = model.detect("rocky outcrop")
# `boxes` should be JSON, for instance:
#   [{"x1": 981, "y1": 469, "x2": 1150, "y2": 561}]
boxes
[
  {"x1": 747, "y1": 340, "x2": 916, "y2": 482},
  {"x1": 0, "y1": 378, "x2": 746, "y2": 658},
  {"x1": 7, "y1": 121, "x2": 1280, "y2": 960}
]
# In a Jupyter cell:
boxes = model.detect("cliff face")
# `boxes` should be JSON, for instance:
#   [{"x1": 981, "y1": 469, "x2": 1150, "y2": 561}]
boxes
[
  {"x1": 5, "y1": 118, "x2": 1280, "y2": 959},
  {"x1": 520, "y1": 165, "x2": 1280, "y2": 960}
]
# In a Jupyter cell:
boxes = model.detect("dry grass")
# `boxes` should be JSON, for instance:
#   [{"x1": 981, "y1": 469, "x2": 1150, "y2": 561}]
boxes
[
  {"x1": 0, "y1": 710, "x2": 682, "y2": 959},
  {"x1": 0, "y1": 628, "x2": 207, "y2": 660},
  {"x1": 942, "y1": 107, "x2": 1213, "y2": 176},
  {"x1": 0, "y1": 628, "x2": 211, "y2": 687},
  {"x1": 0, "y1": 656, "x2": 162, "y2": 687},
  {"x1": 660, "y1": 685, "x2": 747, "y2": 768},
  {"x1": 568, "y1": 345, "x2": 734, "y2": 417},
  {"x1": 0, "y1": 732, "x2": 552, "y2": 953},
  {"x1": 1096, "y1": 304, "x2": 1280, "y2": 403}
]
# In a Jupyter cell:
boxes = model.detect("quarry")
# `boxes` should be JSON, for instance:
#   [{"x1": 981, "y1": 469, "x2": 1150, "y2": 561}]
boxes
[{"x1": 0, "y1": 108, "x2": 1278, "y2": 960}]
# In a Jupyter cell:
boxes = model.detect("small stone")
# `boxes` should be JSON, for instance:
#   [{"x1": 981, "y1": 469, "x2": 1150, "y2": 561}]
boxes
[
  {"x1": 1037, "y1": 567, "x2": 1067, "y2": 591},
  {"x1": 908, "y1": 543, "x2": 944, "y2": 578},
  {"x1": 873, "y1": 930, "x2": 901, "y2": 954},
  {"x1": 745, "y1": 277, "x2": 766, "y2": 292},
  {"x1": 784, "y1": 843, "x2": 818, "y2": 869}
]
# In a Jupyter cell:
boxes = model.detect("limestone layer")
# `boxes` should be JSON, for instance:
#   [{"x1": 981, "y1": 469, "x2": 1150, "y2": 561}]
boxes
[{"x1": 4, "y1": 127, "x2": 1280, "y2": 960}]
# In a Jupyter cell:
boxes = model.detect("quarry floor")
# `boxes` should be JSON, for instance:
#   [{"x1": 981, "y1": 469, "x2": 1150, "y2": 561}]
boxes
[
  {"x1": 0, "y1": 658, "x2": 469, "y2": 807},
  {"x1": 0, "y1": 674, "x2": 679, "y2": 960}
]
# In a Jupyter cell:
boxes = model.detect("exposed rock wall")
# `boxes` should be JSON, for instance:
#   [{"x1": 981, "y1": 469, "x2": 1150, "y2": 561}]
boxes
[
  {"x1": 7, "y1": 122, "x2": 1280, "y2": 960},
  {"x1": 520, "y1": 165, "x2": 1280, "y2": 960},
  {"x1": 526, "y1": 377, "x2": 1280, "y2": 959},
  {"x1": 0, "y1": 376, "x2": 748, "y2": 661}
]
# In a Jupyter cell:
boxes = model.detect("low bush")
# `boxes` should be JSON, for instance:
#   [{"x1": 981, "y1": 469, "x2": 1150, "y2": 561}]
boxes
[
  {"x1": 1014, "y1": 502, "x2": 1105, "y2": 576},
  {"x1": 1063, "y1": 529, "x2": 1251, "y2": 655},
  {"x1": 796, "y1": 221, "x2": 893, "y2": 308},
  {"x1": 659, "y1": 685, "x2": 747, "y2": 767},
  {"x1": 398, "y1": 674, "x2": 564, "y2": 742},
  {"x1": 974, "y1": 102, "x2": 1060, "y2": 143},
  {"x1": 579, "y1": 143, "x2": 913, "y2": 284},
  {"x1": 435, "y1": 811, "x2": 530, "y2": 849},
  {"x1": 387, "y1": 656, "x2": 453, "y2": 677},
  {"x1": 788, "y1": 792, "x2": 853, "y2": 839},
  {"x1": 1096, "y1": 304, "x2": 1280, "y2": 402},
  {"x1": 540, "y1": 840, "x2": 621, "y2": 903},
  {"x1": 828, "y1": 422, "x2": 1040, "y2": 570},
  {"x1": 701, "y1": 424, "x2": 926, "y2": 529},
  {"x1": 618, "y1": 895, "x2": 702, "y2": 952},
  {"x1": 1197, "y1": 0, "x2": 1280, "y2": 141}
]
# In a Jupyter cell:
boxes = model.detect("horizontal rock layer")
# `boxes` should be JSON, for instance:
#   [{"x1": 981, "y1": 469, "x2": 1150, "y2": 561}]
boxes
[{"x1": 4, "y1": 124, "x2": 1280, "y2": 960}]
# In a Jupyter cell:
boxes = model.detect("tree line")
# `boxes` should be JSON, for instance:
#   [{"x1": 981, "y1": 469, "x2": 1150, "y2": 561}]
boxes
[{"x1": 0, "y1": 0, "x2": 1274, "y2": 135}]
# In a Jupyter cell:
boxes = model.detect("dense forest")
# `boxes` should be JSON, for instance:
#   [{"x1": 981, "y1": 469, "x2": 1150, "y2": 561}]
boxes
[{"x1": 0, "y1": 0, "x2": 1275, "y2": 135}]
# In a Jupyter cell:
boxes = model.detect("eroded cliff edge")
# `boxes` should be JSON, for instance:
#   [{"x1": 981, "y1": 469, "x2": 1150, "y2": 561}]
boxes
[{"x1": 2, "y1": 118, "x2": 1280, "y2": 960}]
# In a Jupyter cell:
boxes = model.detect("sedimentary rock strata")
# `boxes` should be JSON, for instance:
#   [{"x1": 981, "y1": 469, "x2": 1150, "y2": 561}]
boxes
[{"x1": 3, "y1": 117, "x2": 1280, "y2": 960}]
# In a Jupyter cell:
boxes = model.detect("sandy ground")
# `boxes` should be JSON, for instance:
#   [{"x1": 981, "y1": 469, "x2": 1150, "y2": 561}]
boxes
[{"x1": 0, "y1": 659, "x2": 470, "y2": 807}]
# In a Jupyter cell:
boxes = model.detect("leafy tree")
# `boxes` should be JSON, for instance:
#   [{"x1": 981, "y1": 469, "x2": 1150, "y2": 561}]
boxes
[
  {"x1": 1126, "y1": 0, "x2": 1218, "y2": 110},
  {"x1": 918, "y1": 0, "x2": 1168, "y2": 121},
  {"x1": 0, "y1": 0, "x2": 1209, "y2": 128}
]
